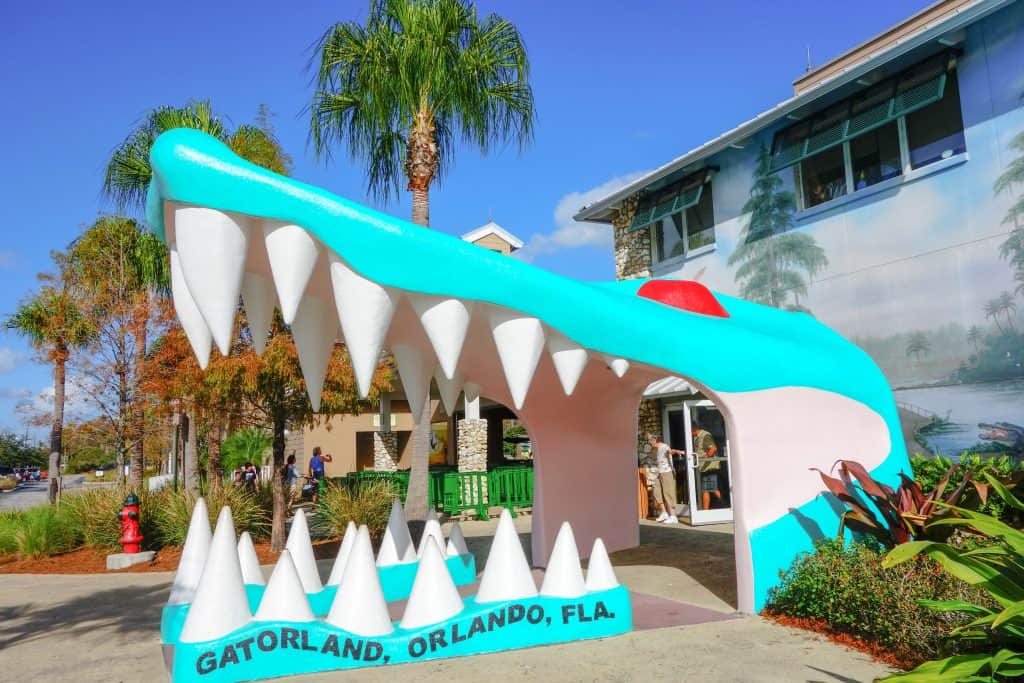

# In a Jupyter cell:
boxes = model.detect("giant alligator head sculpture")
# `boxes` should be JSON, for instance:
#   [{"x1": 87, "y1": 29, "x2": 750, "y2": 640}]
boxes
[{"x1": 148, "y1": 128, "x2": 910, "y2": 613}]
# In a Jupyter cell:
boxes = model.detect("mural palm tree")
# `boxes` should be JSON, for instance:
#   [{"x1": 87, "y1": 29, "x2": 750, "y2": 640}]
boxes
[
  {"x1": 985, "y1": 298, "x2": 1005, "y2": 332},
  {"x1": 967, "y1": 325, "x2": 984, "y2": 352},
  {"x1": 995, "y1": 120, "x2": 1024, "y2": 272},
  {"x1": 729, "y1": 145, "x2": 828, "y2": 310},
  {"x1": 5, "y1": 281, "x2": 94, "y2": 503},
  {"x1": 905, "y1": 331, "x2": 931, "y2": 361},
  {"x1": 997, "y1": 290, "x2": 1018, "y2": 331},
  {"x1": 308, "y1": 0, "x2": 535, "y2": 521}
]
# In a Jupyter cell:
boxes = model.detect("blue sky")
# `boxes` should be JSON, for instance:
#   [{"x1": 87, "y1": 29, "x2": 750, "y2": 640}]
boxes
[{"x1": 0, "y1": 0, "x2": 934, "y2": 436}]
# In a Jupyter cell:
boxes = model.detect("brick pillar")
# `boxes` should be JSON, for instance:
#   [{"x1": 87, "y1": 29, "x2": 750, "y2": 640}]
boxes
[
  {"x1": 373, "y1": 432, "x2": 399, "y2": 471},
  {"x1": 456, "y1": 419, "x2": 487, "y2": 472},
  {"x1": 611, "y1": 194, "x2": 651, "y2": 281}
]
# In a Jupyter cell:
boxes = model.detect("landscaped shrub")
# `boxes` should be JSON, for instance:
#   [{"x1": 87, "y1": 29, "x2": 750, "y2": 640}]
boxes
[
  {"x1": 911, "y1": 454, "x2": 1024, "y2": 526},
  {"x1": 148, "y1": 486, "x2": 271, "y2": 547},
  {"x1": 0, "y1": 505, "x2": 79, "y2": 559},
  {"x1": 766, "y1": 538, "x2": 994, "y2": 668},
  {"x1": 61, "y1": 486, "x2": 137, "y2": 552},
  {"x1": 0, "y1": 476, "x2": 17, "y2": 491},
  {"x1": 314, "y1": 479, "x2": 395, "y2": 542}
]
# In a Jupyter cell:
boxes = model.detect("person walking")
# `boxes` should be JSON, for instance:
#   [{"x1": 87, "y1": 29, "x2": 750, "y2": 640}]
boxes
[
  {"x1": 693, "y1": 423, "x2": 723, "y2": 510},
  {"x1": 282, "y1": 454, "x2": 299, "y2": 506},
  {"x1": 646, "y1": 434, "x2": 682, "y2": 524},
  {"x1": 307, "y1": 446, "x2": 332, "y2": 503}
]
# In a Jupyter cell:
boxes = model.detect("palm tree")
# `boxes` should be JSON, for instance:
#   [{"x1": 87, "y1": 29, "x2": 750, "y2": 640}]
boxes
[
  {"x1": 985, "y1": 298, "x2": 1005, "y2": 332},
  {"x1": 905, "y1": 331, "x2": 931, "y2": 361},
  {"x1": 995, "y1": 123, "x2": 1024, "y2": 271},
  {"x1": 309, "y1": 0, "x2": 535, "y2": 522},
  {"x1": 6, "y1": 282, "x2": 94, "y2": 503},
  {"x1": 103, "y1": 102, "x2": 291, "y2": 489},
  {"x1": 967, "y1": 325, "x2": 984, "y2": 352},
  {"x1": 729, "y1": 145, "x2": 828, "y2": 309},
  {"x1": 997, "y1": 290, "x2": 1018, "y2": 331}
]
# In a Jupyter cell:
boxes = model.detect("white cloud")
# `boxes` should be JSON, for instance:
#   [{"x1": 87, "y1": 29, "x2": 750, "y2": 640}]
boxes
[
  {"x1": 0, "y1": 387, "x2": 32, "y2": 400},
  {"x1": 15, "y1": 379, "x2": 92, "y2": 422},
  {"x1": 0, "y1": 348, "x2": 20, "y2": 374},
  {"x1": 515, "y1": 171, "x2": 651, "y2": 262}
]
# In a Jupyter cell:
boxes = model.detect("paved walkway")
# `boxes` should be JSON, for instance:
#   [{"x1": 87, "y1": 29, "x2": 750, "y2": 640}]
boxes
[
  {"x1": 0, "y1": 475, "x2": 89, "y2": 511},
  {"x1": 0, "y1": 517, "x2": 892, "y2": 682}
]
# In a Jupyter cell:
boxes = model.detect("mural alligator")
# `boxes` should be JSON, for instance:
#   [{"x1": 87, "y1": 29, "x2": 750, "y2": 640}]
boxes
[
  {"x1": 148, "y1": 128, "x2": 911, "y2": 614},
  {"x1": 979, "y1": 422, "x2": 1024, "y2": 453}
]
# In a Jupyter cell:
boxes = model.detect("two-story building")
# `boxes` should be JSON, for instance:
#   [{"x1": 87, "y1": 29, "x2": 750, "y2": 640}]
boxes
[{"x1": 576, "y1": 0, "x2": 1024, "y2": 524}]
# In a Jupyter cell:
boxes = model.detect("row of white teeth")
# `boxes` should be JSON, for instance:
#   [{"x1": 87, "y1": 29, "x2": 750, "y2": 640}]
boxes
[
  {"x1": 169, "y1": 205, "x2": 631, "y2": 413},
  {"x1": 170, "y1": 499, "x2": 620, "y2": 643}
]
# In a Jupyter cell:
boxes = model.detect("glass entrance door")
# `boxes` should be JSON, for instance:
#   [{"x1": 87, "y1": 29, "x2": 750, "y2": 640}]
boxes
[{"x1": 682, "y1": 400, "x2": 732, "y2": 525}]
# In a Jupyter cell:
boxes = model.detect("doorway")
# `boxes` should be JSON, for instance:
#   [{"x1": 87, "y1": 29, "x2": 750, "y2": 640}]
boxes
[{"x1": 662, "y1": 399, "x2": 733, "y2": 525}]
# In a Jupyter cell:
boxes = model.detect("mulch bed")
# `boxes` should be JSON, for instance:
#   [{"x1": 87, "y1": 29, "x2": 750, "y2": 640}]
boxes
[
  {"x1": 0, "y1": 539, "x2": 343, "y2": 575},
  {"x1": 764, "y1": 612, "x2": 909, "y2": 671}
]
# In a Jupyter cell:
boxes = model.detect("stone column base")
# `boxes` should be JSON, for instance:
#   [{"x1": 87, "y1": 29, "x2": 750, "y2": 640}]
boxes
[{"x1": 373, "y1": 431, "x2": 399, "y2": 471}]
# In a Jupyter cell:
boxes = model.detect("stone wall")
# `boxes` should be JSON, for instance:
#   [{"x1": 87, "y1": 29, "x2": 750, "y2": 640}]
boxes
[
  {"x1": 284, "y1": 428, "x2": 304, "y2": 469},
  {"x1": 611, "y1": 195, "x2": 651, "y2": 281},
  {"x1": 372, "y1": 431, "x2": 399, "y2": 471},
  {"x1": 637, "y1": 399, "x2": 661, "y2": 453},
  {"x1": 456, "y1": 419, "x2": 487, "y2": 472}
]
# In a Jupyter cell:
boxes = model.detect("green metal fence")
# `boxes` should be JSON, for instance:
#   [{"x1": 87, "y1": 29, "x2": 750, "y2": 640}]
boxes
[{"x1": 328, "y1": 464, "x2": 534, "y2": 519}]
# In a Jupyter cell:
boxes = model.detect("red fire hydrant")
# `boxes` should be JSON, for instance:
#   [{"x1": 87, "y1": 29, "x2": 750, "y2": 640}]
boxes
[{"x1": 118, "y1": 493, "x2": 143, "y2": 554}]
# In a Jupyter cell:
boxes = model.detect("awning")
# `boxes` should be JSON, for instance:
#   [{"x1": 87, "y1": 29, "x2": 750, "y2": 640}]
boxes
[{"x1": 643, "y1": 376, "x2": 695, "y2": 398}]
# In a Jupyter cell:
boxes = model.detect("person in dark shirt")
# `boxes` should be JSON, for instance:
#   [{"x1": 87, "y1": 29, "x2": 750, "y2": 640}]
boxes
[{"x1": 307, "y1": 446, "x2": 332, "y2": 503}]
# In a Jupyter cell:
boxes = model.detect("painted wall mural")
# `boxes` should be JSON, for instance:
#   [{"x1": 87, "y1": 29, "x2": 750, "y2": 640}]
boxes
[{"x1": 663, "y1": 2, "x2": 1024, "y2": 459}]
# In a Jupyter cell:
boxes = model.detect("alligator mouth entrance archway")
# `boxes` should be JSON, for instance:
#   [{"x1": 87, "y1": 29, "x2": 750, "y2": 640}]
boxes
[{"x1": 150, "y1": 128, "x2": 910, "y2": 613}]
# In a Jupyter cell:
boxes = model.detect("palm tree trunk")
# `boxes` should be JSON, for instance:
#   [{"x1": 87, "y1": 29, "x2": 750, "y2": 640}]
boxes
[
  {"x1": 405, "y1": 394, "x2": 432, "y2": 524},
  {"x1": 208, "y1": 422, "x2": 223, "y2": 493},
  {"x1": 49, "y1": 351, "x2": 67, "y2": 505},
  {"x1": 270, "y1": 413, "x2": 287, "y2": 552},
  {"x1": 411, "y1": 188, "x2": 430, "y2": 227},
  {"x1": 129, "y1": 312, "x2": 147, "y2": 491}
]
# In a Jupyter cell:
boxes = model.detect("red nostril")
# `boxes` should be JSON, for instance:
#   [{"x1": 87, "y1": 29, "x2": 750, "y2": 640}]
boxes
[{"x1": 637, "y1": 280, "x2": 730, "y2": 318}]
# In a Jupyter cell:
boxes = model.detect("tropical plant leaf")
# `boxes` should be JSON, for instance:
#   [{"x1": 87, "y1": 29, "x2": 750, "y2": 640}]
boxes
[
  {"x1": 880, "y1": 653, "x2": 991, "y2": 682},
  {"x1": 917, "y1": 599, "x2": 992, "y2": 617},
  {"x1": 883, "y1": 540, "x2": 934, "y2": 567},
  {"x1": 984, "y1": 471, "x2": 1024, "y2": 511}
]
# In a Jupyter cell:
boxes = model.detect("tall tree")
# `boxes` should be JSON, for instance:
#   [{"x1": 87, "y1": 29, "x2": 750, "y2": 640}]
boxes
[
  {"x1": 905, "y1": 331, "x2": 931, "y2": 361},
  {"x1": 5, "y1": 278, "x2": 94, "y2": 503},
  {"x1": 729, "y1": 145, "x2": 828, "y2": 310},
  {"x1": 985, "y1": 298, "x2": 1005, "y2": 332},
  {"x1": 995, "y1": 119, "x2": 1024, "y2": 276},
  {"x1": 967, "y1": 325, "x2": 984, "y2": 353},
  {"x1": 309, "y1": 0, "x2": 534, "y2": 520},
  {"x1": 997, "y1": 290, "x2": 1018, "y2": 331}
]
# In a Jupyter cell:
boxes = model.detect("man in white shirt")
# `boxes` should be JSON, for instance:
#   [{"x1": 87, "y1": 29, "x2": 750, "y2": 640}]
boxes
[{"x1": 646, "y1": 434, "x2": 681, "y2": 524}]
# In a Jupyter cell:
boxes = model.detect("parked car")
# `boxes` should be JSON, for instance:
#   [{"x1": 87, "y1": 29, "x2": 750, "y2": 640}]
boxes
[{"x1": 27, "y1": 468, "x2": 41, "y2": 481}]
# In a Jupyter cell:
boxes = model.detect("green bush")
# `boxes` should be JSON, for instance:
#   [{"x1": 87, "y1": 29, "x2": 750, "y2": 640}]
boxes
[
  {"x1": 148, "y1": 486, "x2": 271, "y2": 547},
  {"x1": 766, "y1": 539, "x2": 994, "y2": 668},
  {"x1": 62, "y1": 487, "x2": 137, "y2": 552},
  {"x1": 0, "y1": 506, "x2": 79, "y2": 559},
  {"x1": 314, "y1": 479, "x2": 395, "y2": 542},
  {"x1": 0, "y1": 476, "x2": 17, "y2": 491},
  {"x1": 911, "y1": 454, "x2": 1024, "y2": 526}
]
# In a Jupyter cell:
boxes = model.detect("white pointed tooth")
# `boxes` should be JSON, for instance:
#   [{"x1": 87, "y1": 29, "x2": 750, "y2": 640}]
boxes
[
  {"x1": 327, "y1": 525, "x2": 394, "y2": 636},
  {"x1": 376, "y1": 498, "x2": 415, "y2": 567},
  {"x1": 426, "y1": 508, "x2": 438, "y2": 523},
  {"x1": 489, "y1": 310, "x2": 545, "y2": 410},
  {"x1": 329, "y1": 253, "x2": 399, "y2": 399},
  {"x1": 434, "y1": 368, "x2": 463, "y2": 416},
  {"x1": 547, "y1": 332, "x2": 589, "y2": 396},
  {"x1": 169, "y1": 247, "x2": 213, "y2": 369},
  {"x1": 391, "y1": 344, "x2": 434, "y2": 423},
  {"x1": 237, "y1": 531, "x2": 265, "y2": 586},
  {"x1": 408, "y1": 295, "x2": 472, "y2": 380},
  {"x1": 585, "y1": 538, "x2": 620, "y2": 592},
  {"x1": 476, "y1": 509, "x2": 537, "y2": 603},
  {"x1": 417, "y1": 517, "x2": 447, "y2": 558},
  {"x1": 179, "y1": 506, "x2": 251, "y2": 642},
  {"x1": 291, "y1": 297, "x2": 337, "y2": 413},
  {"x1": 240, "y1": 273, "x2": 275, "y2": 356},
  {"x1": 540, "y1": 521, "x2": 587, "y2": 598},
  {"x1": 168, "y1": 498, "x2": 212, "y2": 605},
  {"x1": 446, "y1": 521, "x2": 469, "y2": 557},
  {"x1": 602, "y1": 355, "x2": 630, "y2": 378},
  {"x1": 326, "y1": 520, "x2": 358, "y2": 586},
  {"x1": 253, "y1": 550, "x2": 315, "y2": 622},
  {"x1": 285, "y1": 509, "x2": 323, "y2": 593},
  {"x1": 174, "y1": 206, "x2": 252, "y2": 356},
  {"x1": 263, "y1": 221, "x2": 320, "y2": 325},
  {"x1": 400, "y1": 537, "x2": 464, "y2": 630}
]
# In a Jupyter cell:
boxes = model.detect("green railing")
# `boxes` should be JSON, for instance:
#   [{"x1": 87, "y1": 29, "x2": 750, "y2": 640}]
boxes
[{"x1": 329, "y1": 463, "x2": 534, "y2": 519}]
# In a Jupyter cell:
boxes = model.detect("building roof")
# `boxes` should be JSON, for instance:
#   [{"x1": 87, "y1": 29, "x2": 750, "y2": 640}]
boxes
[
  {"x1": 643, "y1": 376, "x2": 695, "y2": 399},
  {"x1": 460, "y1": 220, "x2": 524, "y2": 250},
  {"x1": 574, "y1": 0, "x2": 1010, "y2": 224}
]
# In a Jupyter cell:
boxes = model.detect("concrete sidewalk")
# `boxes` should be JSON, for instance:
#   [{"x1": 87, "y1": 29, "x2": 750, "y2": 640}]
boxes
[{"x1": 0, "y1": 518, "x2": 892, "y2": 682}]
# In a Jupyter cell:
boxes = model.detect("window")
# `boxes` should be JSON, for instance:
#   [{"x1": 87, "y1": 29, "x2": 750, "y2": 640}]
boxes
[
  {"x1": 770, "y1": 52, "x2": 965, "y2": 211},
  {"x1": 800, "y1": 145, "x2": 847, "y2": 208},
  {"x1": 850, "y1": 121, "x2": 901, "y2": 189},
  {"x1": 651, "y1": 180, "x2": 714, "y2": 264},
  {"x1": 906, "y1": 71, "x2": 965, "y2": 169}
]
